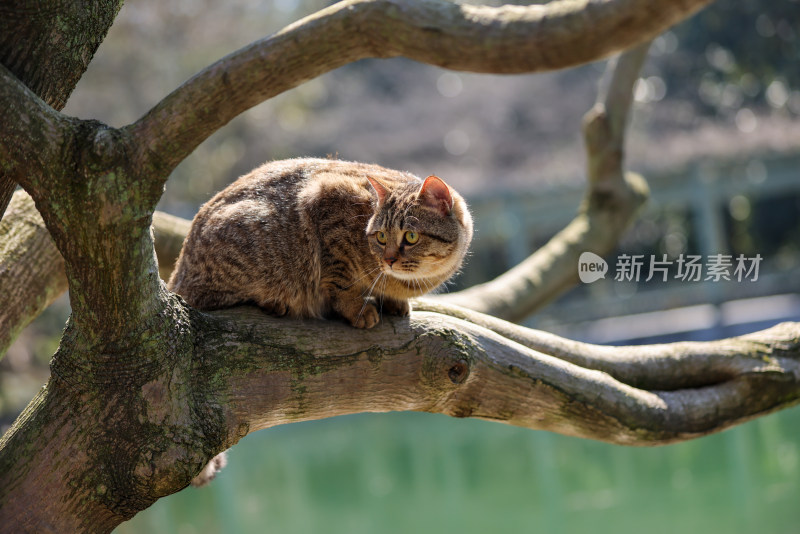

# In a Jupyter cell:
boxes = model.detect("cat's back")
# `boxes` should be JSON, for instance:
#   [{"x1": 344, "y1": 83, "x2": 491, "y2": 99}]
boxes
[
  {"x1": 168, "y1": 158, "x2": 417, "y2": 312},
  {"x1": 199, "y1": 158, "x2": 417, "y2": 213},
  {"x1": 168, "y1": 159, "x2": 322, "y2": 311}
]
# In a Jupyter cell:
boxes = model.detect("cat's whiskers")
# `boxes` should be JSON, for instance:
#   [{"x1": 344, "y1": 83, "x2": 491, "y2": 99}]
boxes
[
  {"x1": 378, "y1": 271, "x2": 389, "y2": 318},
  {"x1": 413, "y1": 276, "x2": 423, "y2": 295},
  {"x1": 345, "y1": 266, "x2": 382, "y2": 291},
  {"x1": 359, "y1": 269, "x2": 384, "y2": 299},
  {"x1": 414, "y1": 276, "x2": 426, "y2": 295},
  {"x1": 356, "y1": 271, "x2": 385, "y2": 324},
  {"x1": 419, "y1": 275, "x2": 436, "y2": 295}
]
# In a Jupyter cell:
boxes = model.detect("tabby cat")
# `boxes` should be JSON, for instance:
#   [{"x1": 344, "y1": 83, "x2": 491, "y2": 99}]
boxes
[
  {"x1": 168, "y1": 158, "x2": 473, "y2": 329},
  {"x1": 168, "y1": 158, "x2": 473, "y2": 486}
]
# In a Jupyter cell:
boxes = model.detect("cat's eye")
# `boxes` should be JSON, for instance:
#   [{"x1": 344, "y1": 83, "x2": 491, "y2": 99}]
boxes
[
  {"x1": 404, "y1": 231, "x2": 419, "y2": 245},
  {"x1": 376, "y1": 231, "x2": 388, "y2": 245}
]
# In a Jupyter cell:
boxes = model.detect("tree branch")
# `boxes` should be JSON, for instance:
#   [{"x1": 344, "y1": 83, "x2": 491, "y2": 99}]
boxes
[
  {"x1": 432, "y1": 43, "x2": 652, "y2": 322},
  {"x1": 0, "y1": 64, "x2": 72, "y2": 195},
  {"x1": 415, "y1": 298, "x2": 796, "y2": 391},
  {"x1": 126, "y1": 0, "x2": 712, "y2": 180},
  {"x1": 201, "y1": 309, "x2": 800, "y2": 447},
  {"x1": 0, "y1": 191, "x2": 67, "y2": 357},
  {"x1": 0, "y1": 192, "x2": 188, "y2": 358}
]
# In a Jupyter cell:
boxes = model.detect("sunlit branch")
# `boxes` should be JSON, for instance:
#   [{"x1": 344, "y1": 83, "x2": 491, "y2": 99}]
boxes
[
  {"x1": 206, "y1": 308, "x2": 800, "y2": 447},
  {"x1": 126, "y1": 0, "x2": 712, "y2": 182}
]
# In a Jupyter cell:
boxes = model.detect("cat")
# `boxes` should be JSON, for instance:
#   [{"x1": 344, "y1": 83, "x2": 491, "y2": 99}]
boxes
[
  {"x1": 168, "y1": 158, "x2": 473, "y2": 329},
  {"x1": 166, "y1": 158, "x2": 473, "y2": 486}
]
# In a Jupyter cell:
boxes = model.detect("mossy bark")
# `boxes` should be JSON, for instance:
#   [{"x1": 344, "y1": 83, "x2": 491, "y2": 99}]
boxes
[{"x1": 0, "y1": 0, "x2": 123, "y2": 222}]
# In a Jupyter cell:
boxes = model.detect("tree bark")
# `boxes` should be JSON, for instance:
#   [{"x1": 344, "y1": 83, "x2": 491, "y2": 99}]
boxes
[
  {"x1": 0, "y1": 0, "x2": 123, "y2": 222},
  {"x1": 208, "y1": 309, "x2": 800, "y2": 444}
]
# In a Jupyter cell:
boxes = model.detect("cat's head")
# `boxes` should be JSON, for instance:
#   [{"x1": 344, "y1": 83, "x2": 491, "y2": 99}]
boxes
[{"x1": 365, "y1": 174, "x2": 473, "y2": 290}]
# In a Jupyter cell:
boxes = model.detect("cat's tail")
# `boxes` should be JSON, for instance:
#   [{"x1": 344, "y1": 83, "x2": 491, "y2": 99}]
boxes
[{"x1": 191, "y1": 451, "x2": 228, "y2": 487}]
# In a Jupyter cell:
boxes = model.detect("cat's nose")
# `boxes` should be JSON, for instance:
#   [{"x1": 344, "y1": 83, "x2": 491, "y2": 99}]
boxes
[{"x1": 384, "y1": 256, "x2": 397, "y2": 267}]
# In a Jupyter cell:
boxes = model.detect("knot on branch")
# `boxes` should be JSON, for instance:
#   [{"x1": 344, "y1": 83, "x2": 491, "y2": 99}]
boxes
[
  {"x1": 91, "y1": 127, "x2": 119, "y2": 166},
  {"x1": 41, "y1": 119, "x2": 156, "y2": 230},
  {"x1": 448, "y1": 359, "x2": 470, "y2": 384},
  {"x1": 417, "y1": 325, "x2": 476, "y2": 392}
]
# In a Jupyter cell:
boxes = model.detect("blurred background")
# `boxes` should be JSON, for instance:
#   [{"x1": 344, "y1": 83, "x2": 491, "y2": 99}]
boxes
[{"x1": 3, "y1": 0, "x2": 800, "y2": 532}]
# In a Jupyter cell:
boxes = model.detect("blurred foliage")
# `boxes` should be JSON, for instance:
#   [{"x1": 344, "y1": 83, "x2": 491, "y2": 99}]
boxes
[
  {"x1": 726, "y1": 192, "x2": 800, "y2": 270},
  {"x1": 656, "y1": 0, "x2": 800, "y2": 116}
]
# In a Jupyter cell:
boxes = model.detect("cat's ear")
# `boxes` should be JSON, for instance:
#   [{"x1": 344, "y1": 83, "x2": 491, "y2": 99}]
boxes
[
  {"x1": 367, "y1": 176, "x2": 390, "y2": 205},
  {"x1": 418, "y1": 175, "x2": 453, "y2": 216}
]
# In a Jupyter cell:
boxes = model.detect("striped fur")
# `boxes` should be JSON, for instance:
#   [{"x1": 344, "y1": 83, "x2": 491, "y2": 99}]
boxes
[{"x1": 168, "y1": 158, "x2": 473, "y2": 329}]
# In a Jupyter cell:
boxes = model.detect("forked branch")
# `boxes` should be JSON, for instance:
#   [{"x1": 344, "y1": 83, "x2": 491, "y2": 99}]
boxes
[{"x1": 203, "y1": 308, "x2": 800, "y2": 447}]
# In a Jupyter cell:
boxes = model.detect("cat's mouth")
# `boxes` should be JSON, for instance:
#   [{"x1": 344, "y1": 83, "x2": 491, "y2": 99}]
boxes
[
  {"x1": 383, "y1": 262, "x2": 449, "y2": 282},
  {"x1": 384, "y1": 268, "x2": 419, "y2": 281}
]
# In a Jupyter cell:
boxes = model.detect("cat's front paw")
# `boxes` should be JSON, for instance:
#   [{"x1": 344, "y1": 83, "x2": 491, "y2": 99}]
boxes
[
  {"x1": 259, "y1": 300, "x2": 289, "y2": 317},
  {"x1": 382, "y1": 298, "x2": 410, "y2": 317},
  {"x1": 349, "y1": 302, "x2": 380, "y2": 329}
]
